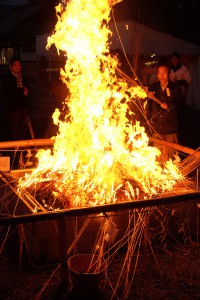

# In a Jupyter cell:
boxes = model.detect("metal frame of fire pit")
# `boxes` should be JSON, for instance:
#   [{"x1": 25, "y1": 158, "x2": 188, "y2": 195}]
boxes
[
  {"x1": 0, "y1": 191, "x2": 199, "y2": 286},
  {"x1": 0, "y1": 192, "x2": 199, "y2": 226}
]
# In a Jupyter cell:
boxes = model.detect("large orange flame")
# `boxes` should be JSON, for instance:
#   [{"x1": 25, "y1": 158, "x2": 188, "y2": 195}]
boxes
[{"x1": 19, "y1": 0, "x2": 184, "y2": 207}]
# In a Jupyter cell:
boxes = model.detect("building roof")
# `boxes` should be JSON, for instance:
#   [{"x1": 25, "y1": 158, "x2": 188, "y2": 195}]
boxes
[{"x1": 0, "y1": 0, "x2": 28, "y2": 4}]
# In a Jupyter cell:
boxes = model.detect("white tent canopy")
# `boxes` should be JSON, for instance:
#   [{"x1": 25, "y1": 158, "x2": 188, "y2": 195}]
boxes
[
  {"x1": 36, "y1": 20, "x2": 200, "y2": 57},
  {"x1": 36, "y1": 21, "x2": 200, "y2": 109},
  {"x1": 108, "y1": 20, "x2": 200, "y2": 55}
]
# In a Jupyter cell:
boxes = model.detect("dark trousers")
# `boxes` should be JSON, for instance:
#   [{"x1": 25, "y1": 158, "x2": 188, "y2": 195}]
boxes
[{"x1": 9, "y1": 108, "x2": 30, "y2": 141}]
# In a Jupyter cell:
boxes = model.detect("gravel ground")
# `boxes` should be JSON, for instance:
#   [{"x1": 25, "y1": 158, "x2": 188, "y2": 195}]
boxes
[{"x1": 0, "y1": 237, "x2": 200, "y2": 300}]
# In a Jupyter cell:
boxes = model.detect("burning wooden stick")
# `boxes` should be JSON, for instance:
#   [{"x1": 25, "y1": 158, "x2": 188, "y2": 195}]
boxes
[{"x1": 116, "y1": 67, "x2": 169, "y2": 110}]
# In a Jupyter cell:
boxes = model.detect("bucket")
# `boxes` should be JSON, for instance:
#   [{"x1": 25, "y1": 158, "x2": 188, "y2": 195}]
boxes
[{"x1": 68, "y1": 254, "x2": 107, "y2": 292}]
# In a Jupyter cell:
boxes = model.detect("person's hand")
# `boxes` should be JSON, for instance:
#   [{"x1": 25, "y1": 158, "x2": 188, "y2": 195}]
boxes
[
  {"x1": 148, "y1": 91, "x2": 155, "y2": 97},
  {"x1": 172, "y1": 75, "x2": 177, "y2": 83},
  {"x1": 160, "y1": 102, "x2": 168, "y2": 110},
  {"x1": 24, "y1": 87, "x2": 29, "y2": 96}
]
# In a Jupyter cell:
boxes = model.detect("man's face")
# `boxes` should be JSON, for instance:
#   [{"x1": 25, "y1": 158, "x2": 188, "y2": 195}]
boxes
[
  {"x1": 171, "y1": 56, "x2": 179, "y2": 66},
  {"x1": 157, "y1": 66, "x2": 169, "y2": 85},
  {"x1": 10, "y1": 60, "x2": 22, "y2": 73}
]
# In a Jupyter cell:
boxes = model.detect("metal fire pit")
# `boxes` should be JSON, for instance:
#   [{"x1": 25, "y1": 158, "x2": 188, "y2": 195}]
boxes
[{"x1": 0, "y1": 138, "x2": 200, "y2": 286}]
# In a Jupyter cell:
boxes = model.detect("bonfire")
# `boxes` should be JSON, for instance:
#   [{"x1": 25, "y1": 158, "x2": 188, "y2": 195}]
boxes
[
  {"x1": 16, "y1": 0, "x2": 195, "y2": 210},
  {"x1": 0, "y1": 1, "x2": 199, "y2": 300}
]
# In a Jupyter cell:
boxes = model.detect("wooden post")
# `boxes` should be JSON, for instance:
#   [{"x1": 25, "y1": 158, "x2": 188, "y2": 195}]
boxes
[{"x1": 57, "y1": 218, "x2": 69, "y2": 287}]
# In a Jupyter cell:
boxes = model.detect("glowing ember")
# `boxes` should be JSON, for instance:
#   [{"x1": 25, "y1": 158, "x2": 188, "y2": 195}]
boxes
[{"x1": 19, "y1": 0, "x2": 184, "y2": 208}]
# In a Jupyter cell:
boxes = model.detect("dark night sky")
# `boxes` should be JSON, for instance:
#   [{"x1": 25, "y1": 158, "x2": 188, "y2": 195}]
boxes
[{"x1": 0, "y1": 0, "x2": 200, "y2": 47}]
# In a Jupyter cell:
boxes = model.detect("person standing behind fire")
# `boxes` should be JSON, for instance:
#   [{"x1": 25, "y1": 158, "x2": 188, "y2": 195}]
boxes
[
  {"x1": 2, "y1": 57, "x2": 31, "y2": 141},
  {"x1": 169, "y1": 52, "x2": 191, "y2": 144},
  {"x1": 169, "y1": 52, "x2": 191, "y2": 98},
  {"x1": 146, "y1": 62, "x2": 183, "y2": 165}
]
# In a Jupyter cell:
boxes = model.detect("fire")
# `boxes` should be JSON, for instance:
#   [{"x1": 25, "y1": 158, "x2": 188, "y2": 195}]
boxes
[{"x1": 19, "y1": 0, "x2": 184, "y2": 208}]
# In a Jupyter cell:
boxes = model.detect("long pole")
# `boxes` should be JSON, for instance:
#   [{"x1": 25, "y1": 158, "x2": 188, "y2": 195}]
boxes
[
  {"x1": 0, "y1": 137, "x2": 197, "y2": 157},
  {"x1": 0, "y1": 138, "x2": 54, "y2": 149},
  {"x1": 149, "y1": 136, "x2": 199, "y2": 156}
]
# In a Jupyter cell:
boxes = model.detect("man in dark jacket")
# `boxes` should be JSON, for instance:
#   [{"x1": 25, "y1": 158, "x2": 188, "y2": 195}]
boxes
[
  {"x1": 146, "y1": 62, "x2": 183, "y2": 164},
  {"x1": 2, "y1": 57, "x2": 31, "y2": 141}
]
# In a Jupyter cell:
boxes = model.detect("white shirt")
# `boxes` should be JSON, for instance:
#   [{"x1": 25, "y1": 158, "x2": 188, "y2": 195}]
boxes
[{"x1": 169, "y1": 64, "x2": 191, "y2": 84}]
